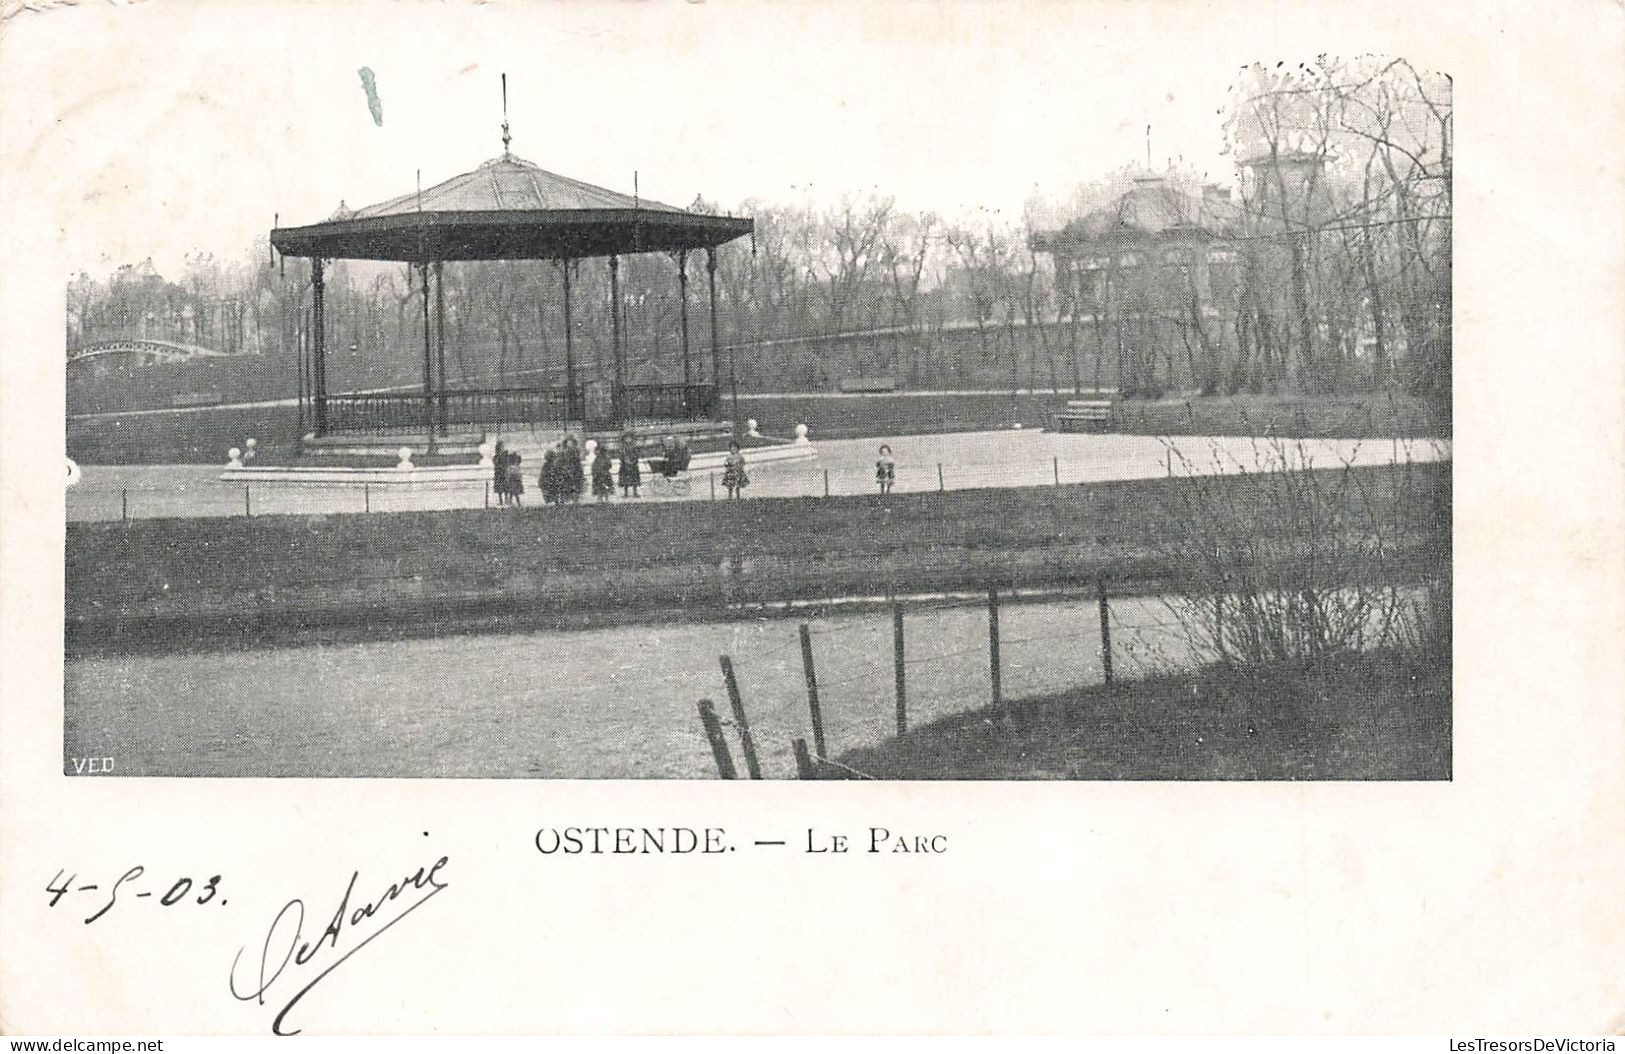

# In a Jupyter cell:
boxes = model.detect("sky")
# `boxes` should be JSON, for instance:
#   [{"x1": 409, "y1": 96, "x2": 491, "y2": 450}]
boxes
[{"x1": 5, "y1": 1, "x2": 1374, "y2": 279}]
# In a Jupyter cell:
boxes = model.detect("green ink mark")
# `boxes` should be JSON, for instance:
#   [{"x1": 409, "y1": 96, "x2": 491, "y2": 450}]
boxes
[{"x1": 358, "y1": 67, "x2": 383, "y2": 126}]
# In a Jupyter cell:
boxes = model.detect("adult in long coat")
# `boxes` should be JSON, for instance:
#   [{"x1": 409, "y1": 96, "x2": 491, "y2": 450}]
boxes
[
  {"x1": 561, "y1": 436, "x2": 585, "y2": 502},
  {"x1": 539, "y1": 447, "x2": 559, "y2": 504},
  {"x1": 617, "y1": 433, "x2": 642, "y2": 497}
]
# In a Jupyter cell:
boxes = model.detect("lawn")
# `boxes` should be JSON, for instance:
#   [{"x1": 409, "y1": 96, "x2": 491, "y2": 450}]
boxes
[
  {"x1": 67, "y1": 389, "x2": 1448, "y2": 464},
  {"x1": 67, "y1": 462, "x2": 1448, "y2": 653},
  {"x1": 833, "y1": 648, "x2": 1451, "y2": 780}
]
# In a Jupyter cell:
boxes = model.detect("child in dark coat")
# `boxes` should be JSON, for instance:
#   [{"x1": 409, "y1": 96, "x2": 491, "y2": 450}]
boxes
[
  {"x1": 590, "y1": 443, "x2": 615, "y2": 501},
  {"x1": 506, "y1": 449, "x2": 524, "y2": 506}
]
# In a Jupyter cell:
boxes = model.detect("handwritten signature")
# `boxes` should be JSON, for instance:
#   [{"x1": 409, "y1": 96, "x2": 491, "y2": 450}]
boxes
[{"x1": 229, "y1": 852, "x2": 449, "y2": 1036}]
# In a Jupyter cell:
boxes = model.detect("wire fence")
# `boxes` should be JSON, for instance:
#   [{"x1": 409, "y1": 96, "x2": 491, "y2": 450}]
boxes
[
  {"x1": 692, "y1": 584, "x2": 1237, "y2": 780},
  {"x1": 692, "y1": 576, "x2": 1442, "y2": 779},
  {"x1": 65, "y1": 430, "x2": 1451, "y2": 523}
]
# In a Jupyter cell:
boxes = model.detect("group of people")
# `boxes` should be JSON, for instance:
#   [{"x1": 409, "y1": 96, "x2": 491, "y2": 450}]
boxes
[
  {"x1": 491, "y1": 434, "x2": 899, "y2": 505},
  {"x1": 539, "y1": 435, "x2": 591, "y2": 504},
  {"x1": 492, "y1": 442, "x2": 525, "y2": 505},
  {"x1": 490, "y1": 431, "x2": 751, "y2": 505}
]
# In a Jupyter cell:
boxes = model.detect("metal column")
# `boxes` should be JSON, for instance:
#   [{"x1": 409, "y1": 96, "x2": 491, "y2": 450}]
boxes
[
  {"x1": 706, "y1": 246, "x2": 721, "y2": 420},
  {"x1": 312, "y1": 257, "x2": 327, "y2": 436},
  {"x1": 609, "y1": 255, "x2": 623, "y2": 426},
  {"x1": 562, "y1": 258, "x2": 577, "y2": 427},
  {"x1": 434, "y1": 261, "x2": 447, "y2": 436},
  {"x1": 677, "y1": 249, "x2": 691, "y2": 416}
]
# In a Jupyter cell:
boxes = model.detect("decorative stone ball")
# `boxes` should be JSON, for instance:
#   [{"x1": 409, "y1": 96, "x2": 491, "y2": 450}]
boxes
[
  {"x1": 584, "y1": 439, "x2": 598, "y2": 456},
  {"x1": 1013, "y1": 422, "x2": 1023, "y2": 429},
  {"x1": 397, "y1": 446, "x2": 414, "y2": 469},
  {"x1": 245, "y1": 437, "x2": 257, "y2": 449},
  {"x1": 477, "y1": 441, "x2": 495, "y2": 468},
  {"x1": 243, "y1": 437, "x2": 258, "y2": 461},
  {"x1": 746, "y1": 418, "x2": 761, "y2": 437},
  {"x1": 794, "y1": 423, "x2": 809, "y2": 445},
  {"x1": 226, "y1": 447, "x2": 243, "y2": 468}
]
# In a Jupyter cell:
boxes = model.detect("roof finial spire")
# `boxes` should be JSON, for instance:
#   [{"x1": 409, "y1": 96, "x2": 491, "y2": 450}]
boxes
[{"x1": 500, "y1": 73, "x2": 512, "y2": 159}]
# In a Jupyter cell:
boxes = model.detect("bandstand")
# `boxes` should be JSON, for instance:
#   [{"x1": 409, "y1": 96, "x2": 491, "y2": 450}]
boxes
[{"x1": 269, "y1": 128, "x2": 753, "y2": 448}]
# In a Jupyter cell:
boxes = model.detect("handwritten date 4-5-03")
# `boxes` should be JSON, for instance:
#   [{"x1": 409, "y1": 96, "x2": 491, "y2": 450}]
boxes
[{"x1": 46, "y1": 866, "x2": 224, "y2": 924}]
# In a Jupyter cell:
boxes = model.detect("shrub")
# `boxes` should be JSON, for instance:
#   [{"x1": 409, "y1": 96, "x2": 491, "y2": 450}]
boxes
[{"x1": 1153, "y1": 436, "x2": 1449, "y2": 670}]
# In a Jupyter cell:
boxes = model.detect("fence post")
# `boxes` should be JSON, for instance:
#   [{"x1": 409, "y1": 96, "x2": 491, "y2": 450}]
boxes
[
  {"x1": 244, "y1": 484, "x2": 252, "y2": 518},
  {"x1": 1166, "y1": 449, "x2": 1172, "y2": 477},
  {"x1": 893, "y1": 601, "x2": 907, "y2": 735},
  {"x1": 823, "y1": 468, "x2": 830, "y2": 498},
  {"x1": 792, "y1": 738, "x2": 816, "y2": 779},
  {"x1": 364, "y1": 483, "x2": 370, "y2": 514},
  {"x1": 798, "y1": 623, "x2": 827, "y2": 758},
  {"x1": 710, "y1": 473, "x2": 717, "y2": 500},
  {"x1": 484, "y1": 480, "x2": 490, "y2": 509},
  {"x1": 1054, "y1": 455, "x2": 1060, "y2": 487},
  {"x1": 696, "y1": 699, "x2": 738, "y2": 779},
  {"x1": 719, "y1": 656, "x2": 762, "y2": 779},
  {"x1": 989, "y1": 586, "x2": 1003, "y2": 713},
  {"x1": 121, "y1": 488, "x2": 128, "y2": 524},
  {"x1": 937, "y1": 462, "x2": 945, "y2": 492},
  {"x1": 1098, "y1": 580, "x2": 1114, "y2": 685}
]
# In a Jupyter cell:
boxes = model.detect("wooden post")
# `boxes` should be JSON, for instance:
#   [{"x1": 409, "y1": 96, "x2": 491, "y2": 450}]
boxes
[
  {"x1": 988, "y1": 586, "x2": 1002, "y2": 711},
  {"x1": 1054, "y1": 455, "x2": 1060, "y2": 486},
  {"x1": 1098, "y1": 581, "x2": 1114, "y2": 685},
  {"x1": 121, "y1": 488, "x2": 128, "y2": 523},
  {"x1": 244, "y1": 484, "x2": 252, "y2": 518},
  {"x1": 798, "y1": 623, "x2": 827, "y2": 758},
  {"x1": 937, "y1": 462, "x2": 945, "y2": 491},
  {"x1": 719, "y1": 656, "x2": 762, "y2": 779},
  {"x1": 792, "y1": 738, "x2": 816, "y2": 779},
  {"x1": 484, "y1": 480, "x2": 490, "y2": 509},
  {"x1": 697, "y1": 699, "x2": 738, "y2": 779},
  {"x1": 1166, "y1": 449, "x2": 1172, "y2": 477},
  {"x1": 710, "y1": 473, "x2": 717, "y2": 500},
  {"x1": 893, "y1": 601, "x2": 907, "y2": 735},
  {"x1": 364, "y1": 483, "x2": 370, "y2": 513},
  {"x1": 823, "y1": 469, "x2": 830, "y2": 498}
]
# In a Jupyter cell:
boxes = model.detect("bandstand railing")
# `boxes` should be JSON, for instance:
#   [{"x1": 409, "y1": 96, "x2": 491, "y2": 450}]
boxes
[
  {"x1": 615, "y1": 383, "x2": 719, "y2": 427},
  {"x1": 319, "y1": 382, "x2": 717, "y2": 435}
]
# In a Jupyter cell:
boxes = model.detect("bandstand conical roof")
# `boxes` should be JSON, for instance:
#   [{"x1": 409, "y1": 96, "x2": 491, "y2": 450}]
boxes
[{"x1": 270, "y1": 153, "x2": 753, "y2": 263}]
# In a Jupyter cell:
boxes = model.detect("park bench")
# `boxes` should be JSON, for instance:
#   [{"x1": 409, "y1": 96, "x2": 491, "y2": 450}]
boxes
[
  {"x1": 837, "y1": 376, "x2": 897, "y2": 394},
  {"x1": 1050, "y1": 390, "x2": 1120, "y2": 433}
]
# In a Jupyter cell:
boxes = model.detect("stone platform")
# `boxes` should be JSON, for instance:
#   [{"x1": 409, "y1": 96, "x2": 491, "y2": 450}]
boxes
[{"x1": 221, "y1": 439, "x2": 816, "y2": 485}]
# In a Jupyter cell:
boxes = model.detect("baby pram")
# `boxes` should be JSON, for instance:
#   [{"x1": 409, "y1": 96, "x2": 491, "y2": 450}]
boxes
[{"x1": 647, "y1": 443, "x2": 692, "y2": 496}]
